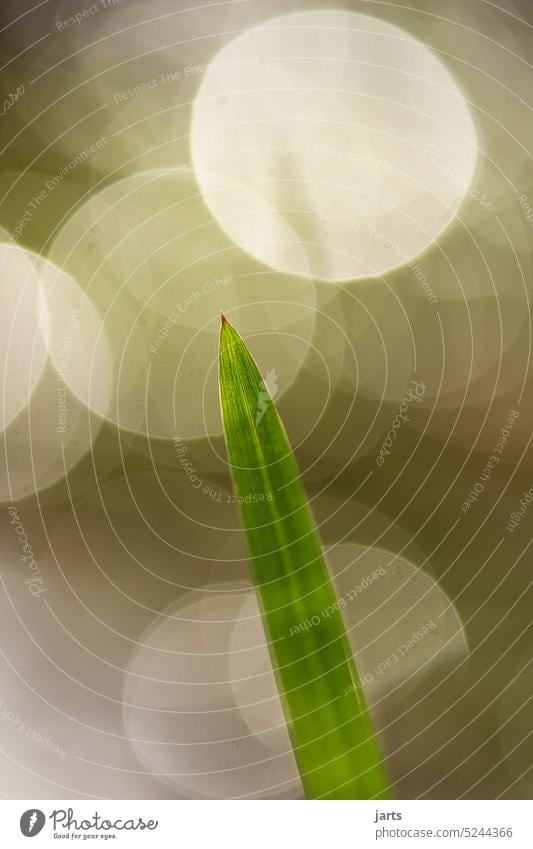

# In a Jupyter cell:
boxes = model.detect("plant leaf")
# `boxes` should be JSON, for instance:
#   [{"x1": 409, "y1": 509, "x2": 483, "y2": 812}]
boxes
[{"x1": 219, "y1": 315, "x2": 391, "y2": 799}]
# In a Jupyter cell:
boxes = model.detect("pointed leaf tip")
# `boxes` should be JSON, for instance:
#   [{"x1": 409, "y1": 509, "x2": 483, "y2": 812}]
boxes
[{"x1": 218, "y1": 321, "x2": 391, "y2": 800}]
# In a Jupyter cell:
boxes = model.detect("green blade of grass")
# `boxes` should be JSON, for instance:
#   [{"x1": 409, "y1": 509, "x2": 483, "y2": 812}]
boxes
[{"x1": 218, "y1": 315, "x2": 391, "y2": 799}]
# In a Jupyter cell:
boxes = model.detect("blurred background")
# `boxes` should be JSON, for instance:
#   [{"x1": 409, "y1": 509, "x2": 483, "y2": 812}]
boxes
[{"x1": 0, "y1": 0, "x2": 531, "y2": 799}]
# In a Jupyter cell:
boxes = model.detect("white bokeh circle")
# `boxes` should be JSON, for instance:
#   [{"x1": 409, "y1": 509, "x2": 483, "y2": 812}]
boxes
[{"x1": 191, "y1": 9, "x2": 478, "y2": 281}]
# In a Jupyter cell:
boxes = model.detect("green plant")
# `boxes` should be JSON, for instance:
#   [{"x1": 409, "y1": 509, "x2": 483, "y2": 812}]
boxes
[{"x1": 219, "y1": 315, "x2": 391, "y2": 799}]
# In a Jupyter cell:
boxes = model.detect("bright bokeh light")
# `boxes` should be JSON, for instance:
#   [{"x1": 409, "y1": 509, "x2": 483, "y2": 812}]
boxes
[
  {"x1": 123, "y1": 587, "x2": 300, "y2": 800},
  {"x1": 0, "y1": 244, "x2": 48, "y2": 432},
  {"x1": 48, "y1": 168, "x2": 316, "y2": 439},
  {"x1": 191, "y1": 9, "x2": 478, "y2": 281},
  {"x1": 123, "y1": 543, "x2": 467, "y2": 799},
  {"x1": 39, "y1": 258, "x2": 114, "y2": 419}
]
